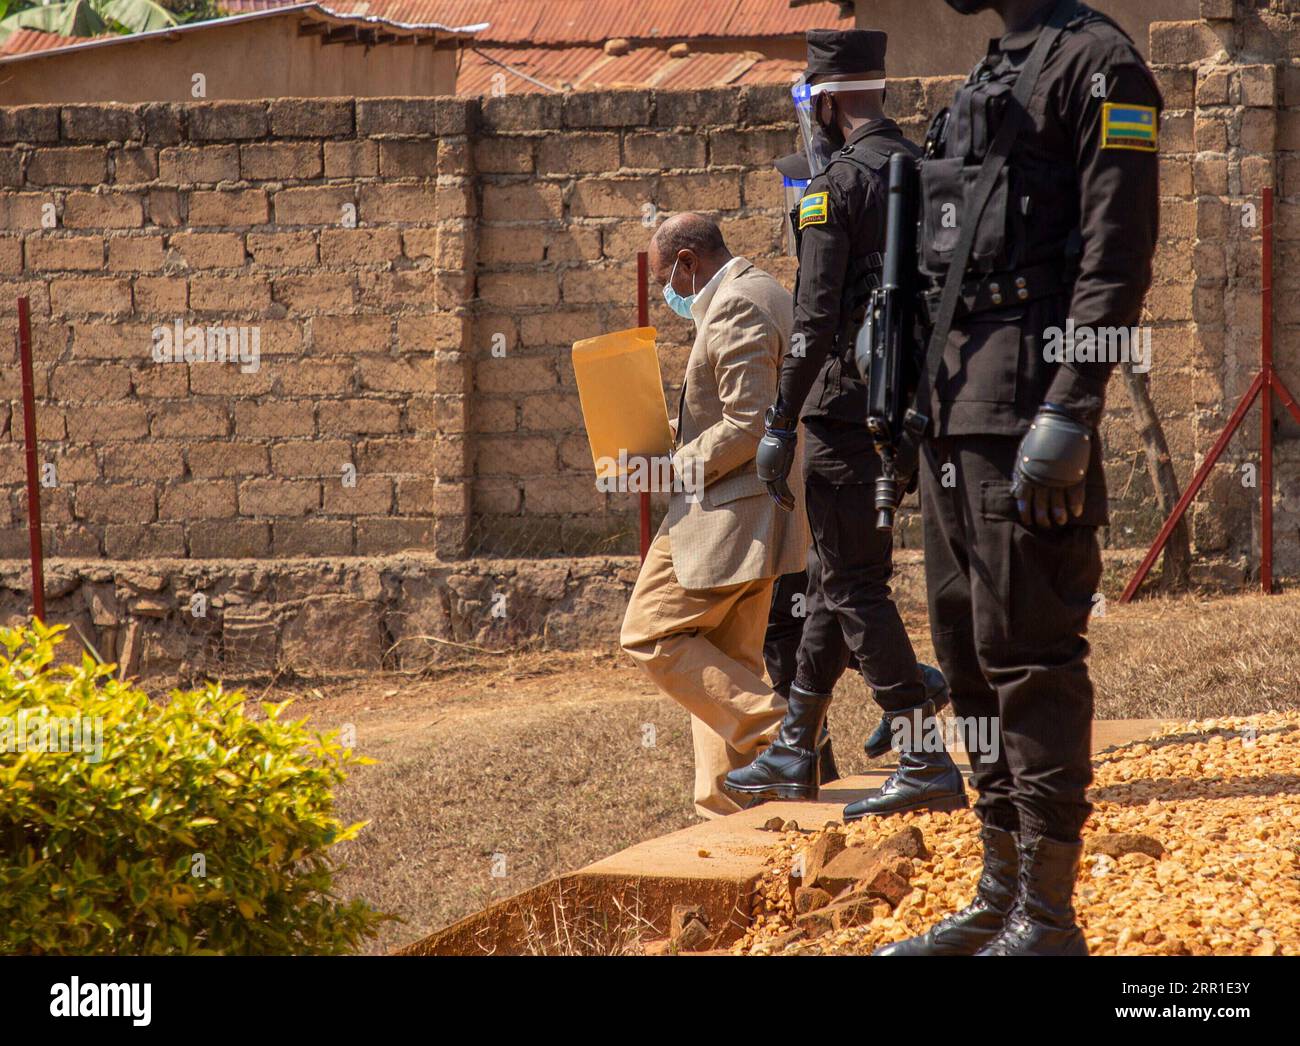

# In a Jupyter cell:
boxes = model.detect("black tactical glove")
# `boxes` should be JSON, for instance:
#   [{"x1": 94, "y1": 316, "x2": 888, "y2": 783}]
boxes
[
  {"x1": 1011, "y1": 405, "x2": 1092, "y2": 529},
  {"x1": 757, "y1": 406, "x2": 799, "y2": 512}
]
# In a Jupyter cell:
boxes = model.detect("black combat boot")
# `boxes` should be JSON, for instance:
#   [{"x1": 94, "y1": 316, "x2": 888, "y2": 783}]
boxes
[
  {"x1": 843, "y1": 700, "x2": 967, "y2": 820},
  {"x1": 864, "y1": 664, "x2": 950, "y2": 759},
  {"x1": 723, "y1": 685, "x2": 832, "y2": 801},
  {"x1": 976, "y1": 833, "x2": 1088, "y2": 956},
  {"x1": 818, "y1": 726, "x2": 840, "y2": 784},
  {"x1": 873, "y1": 825, "x2": 1018, "y2": 955}
]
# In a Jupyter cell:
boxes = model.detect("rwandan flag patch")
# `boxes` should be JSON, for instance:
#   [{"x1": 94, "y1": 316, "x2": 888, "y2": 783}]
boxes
[
  {"x1": 798, "y1": 191, "x2": 829, "y2": 228},
  {"x1": 1102, "y1": 102, "x2": 1159, "y2": 152}
]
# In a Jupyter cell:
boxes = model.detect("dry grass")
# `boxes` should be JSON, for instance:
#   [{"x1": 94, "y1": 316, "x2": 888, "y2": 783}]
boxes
[{"x1": 269, "y1": 589, "x2": 1300, "y2": 954}]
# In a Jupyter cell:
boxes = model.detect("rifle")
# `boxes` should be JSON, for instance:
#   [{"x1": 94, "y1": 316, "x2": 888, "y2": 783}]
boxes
[{"x1": 856, "y1": 150, "x2": 930, "y2": 533}]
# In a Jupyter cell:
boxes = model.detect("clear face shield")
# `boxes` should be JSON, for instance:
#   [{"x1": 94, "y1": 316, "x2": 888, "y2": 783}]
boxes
[
  {"x1": 792, "y1": 76, "x2": 833, "y2": 181},
  {"x1": 793, "y1": 73, "x2": 890, "y2": 180}
]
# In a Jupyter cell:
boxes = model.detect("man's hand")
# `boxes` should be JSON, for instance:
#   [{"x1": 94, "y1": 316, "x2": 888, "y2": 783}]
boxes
[
  {"x1": 756, "y1": 406, "x2": 799, "y2": 512},
  {"x1": 1011, "y1": 405, "x2": 1092, "y2": 529}
]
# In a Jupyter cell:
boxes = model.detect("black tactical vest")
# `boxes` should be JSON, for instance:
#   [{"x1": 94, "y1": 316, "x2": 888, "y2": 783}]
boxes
[{"x1": 918, "y1": 7, "x2": 1111, "y2": 288}]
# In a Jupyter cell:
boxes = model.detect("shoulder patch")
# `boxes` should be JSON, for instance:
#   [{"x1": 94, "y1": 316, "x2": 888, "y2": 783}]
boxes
[
  {"x1": 798, "y1": 191, "x2": 829, "y2": 228},
  {"x1": 1102, "y1": 102, "x2": 1158, "y2": 152}
]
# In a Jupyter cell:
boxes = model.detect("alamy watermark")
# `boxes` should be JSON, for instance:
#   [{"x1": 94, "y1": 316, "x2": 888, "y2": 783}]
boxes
[
  {"x1": 890, "y1": 711, "x2": 1001, "y2": 762},
  {"x1": 1043, "y1": 321, "x2": 1151, "y2": 374},
  {"x1": 595, "y1": 450, "x2": 705, "y2": 503},
  {"x1": 0, "y1": 710, "x2": 104, "y2": 763},
  {"x1": 152, "y1": 319, "x2": 261, "y2": 374}
]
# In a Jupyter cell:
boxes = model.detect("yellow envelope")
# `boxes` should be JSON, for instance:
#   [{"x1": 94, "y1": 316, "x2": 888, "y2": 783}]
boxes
[{"x1": 571, "y1": 326, "x2": 673, "y2": 481}]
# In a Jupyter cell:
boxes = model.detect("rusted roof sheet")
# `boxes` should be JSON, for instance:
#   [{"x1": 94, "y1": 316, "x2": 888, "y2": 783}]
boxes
[
  {"x1": 222, "y1": 0, "x2": 853, "y2": 43},
  {"x1": 457, "y1": 42, "x2": 802, "y2": 95},
  {"x1": 0, "y1": 28, "x2": 113, "y2": 55}
]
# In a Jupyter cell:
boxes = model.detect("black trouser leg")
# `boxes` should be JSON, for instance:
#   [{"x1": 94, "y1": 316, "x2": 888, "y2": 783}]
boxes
[
  {"x1": 763, "y1": 559, "x2": 812, "y2": 701},
  {"x1": 921, "y1": 436, "x2": 1100, "y2": 843},
  {"x1": 795, "y1": 474, "x2": 923, "y2": 710}
]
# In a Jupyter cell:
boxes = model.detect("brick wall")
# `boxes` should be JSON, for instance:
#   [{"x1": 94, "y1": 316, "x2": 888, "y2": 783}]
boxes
[{"x1": 1, "y1": 3, "x2": 1296, "y2": 575}]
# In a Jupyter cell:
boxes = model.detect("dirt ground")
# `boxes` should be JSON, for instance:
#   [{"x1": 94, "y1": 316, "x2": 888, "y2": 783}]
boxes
[{"x1": 265, "y1": 589, "x2": 1300, "y2": 955}]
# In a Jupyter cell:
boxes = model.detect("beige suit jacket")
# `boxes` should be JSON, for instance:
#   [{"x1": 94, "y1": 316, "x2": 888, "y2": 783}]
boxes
[{"x1": 666, "y1": 258, "x2": 809, "y2": 591}]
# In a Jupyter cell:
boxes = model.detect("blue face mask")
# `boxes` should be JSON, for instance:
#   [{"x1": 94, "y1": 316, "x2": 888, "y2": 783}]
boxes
[{"x1": 662, "y1": 258, "x2": 698, "y2": 320}]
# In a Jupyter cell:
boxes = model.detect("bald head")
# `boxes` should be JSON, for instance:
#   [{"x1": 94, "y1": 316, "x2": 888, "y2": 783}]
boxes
[{"x1": 649, "y1": 213, "x2": 732, "y2": 301}]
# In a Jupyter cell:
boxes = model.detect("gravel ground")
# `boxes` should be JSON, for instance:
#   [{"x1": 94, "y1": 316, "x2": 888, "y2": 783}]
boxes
[{"x1": 739, "y1": 712, "x2": 1300, "y2": 956}]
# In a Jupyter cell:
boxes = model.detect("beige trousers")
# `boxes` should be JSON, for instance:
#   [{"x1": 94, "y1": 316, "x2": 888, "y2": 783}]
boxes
[{"x1": 620, "y1": 531, "x2": 787, "y2": 818}]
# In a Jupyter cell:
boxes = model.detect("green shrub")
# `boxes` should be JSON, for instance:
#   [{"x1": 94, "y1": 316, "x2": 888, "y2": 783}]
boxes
[{"x1": 0, "y1": 620, "x2": 387, "y2": 954}]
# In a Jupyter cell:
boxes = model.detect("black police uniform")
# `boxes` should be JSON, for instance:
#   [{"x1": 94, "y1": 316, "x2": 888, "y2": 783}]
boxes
[
  {"x1": 879, "y1": 0, "x2": 1162, "y2": 957},
  {"x1": 726, "y1": 30, "x2": 963, "y2": 819}
]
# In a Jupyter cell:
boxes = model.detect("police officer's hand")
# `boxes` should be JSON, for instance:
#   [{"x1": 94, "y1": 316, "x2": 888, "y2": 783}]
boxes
[
  {"x1": 756, "y1": 406, "x2": 799, "y2": 512},
  {"x1": 1011, "y1": 406, "x2": 1092, "y2": 529}
]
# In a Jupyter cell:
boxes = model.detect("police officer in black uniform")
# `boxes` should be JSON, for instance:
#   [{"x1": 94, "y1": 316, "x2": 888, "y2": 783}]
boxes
[
  {"x1": 724, "y1": 29, "x2": 963, "y2": 822},
  {"x1": 877, "y1": 0, "x2": 1161, "y2": 957}
]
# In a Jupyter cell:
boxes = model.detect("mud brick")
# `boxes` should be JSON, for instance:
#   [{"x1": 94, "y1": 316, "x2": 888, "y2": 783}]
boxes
[
  {"x1": 60, "y1": 104, "x2": 142, "y2": 142},
  {"x1": 0, "y1": 234, "x2": 23, "y2": 273},
  {"x1": 538, "y1": 132, "x2": 619, "y2": 175},
  {"x1": 102, "y1": 442, "x2": 185, "y2": 481},
  {"x1": 62, "y1": 191, "x2": 143, "y2": 228},
  {"x1": 517, "y1": 310, "x2": 604, "y2": 349},
  {"x1": 139, "y1": 103, "x2": 182, "y2": 145},
  {"x1": 241, "y1": 141, "x2": 323, "y2": 181},
  {"x1": 356, "y1": 517, "x2": 435, "y2": 554},
  {"x1": 436, "y1": 97, "x2": 475, "y2": 135},
  {"x1": 378, "y1": 139, "x2": 438, "y2": 177},
  {"x1": 188, "y1": 441, "x2": 270, "y2": 478},
  {"x1": 358, "y1": 183, "x2": 438, "y2": 223},
  {"x1": 481, "y1": 93, "x2": 564, "y2": 133},
  {"x1": 474, "y1": 136, "x2": 535, "y2": 174},
  {"x1": 318, "y1": 398, "x2": 402, "y2": 435},
  {"x1": 169, "y1": 231, "x2": 246, "y2": 269},
  {"x1": 569, "y1": 178, "x2": 645, "y2": 218},
  {"x1": 0, "y1": 106, "x2": 59, "y2": 144},
  {"x1": 481, "y1": 181, "x2": 563, "y2": 222},
  {"x1": 436, "y1": 184, "x2": 475, "y2": 219},
  {"x1": 187, "y1": 189, "x2": 268, "y2": 226},
  {"x1": 477, "y1": 270, "x2": 559, "y2": 309},
  {"x1": 188, "y1": 102, "x2": 268, "y2": 141},
  {"x1": 188, "y1": 362, "x2": 275, "y2": 397},
  {"x1": 75, "y1": 484, "x2": 156, "y2": 524},
  {"x1": 270, "y1": 439, "x2": 352, "y2": 477},
  {"x1": 741, "y1": 83, "x2": 790, "y2": 125},
  {"x1": 146, "y1": 188, "x2": 182, "y2": 226},
  {"x1": 562, "y1": 266, "x2": 635, "y2": 305},
  {"x1": 320, "y1": 227, "x2": 402, "y2": 266},
  {"x1": 150, "y1": 401, "x2": 229, "y2": 438},
  {"x1": 400, "y1": 227, "x2": 439, "y2": 260},
  {"x1": 324, "y1": 139, "x2": 378, "y2": 178},
  {"x1": 397, "y1": 313, "x2": 470, "y2": 353},
  {"x1": 104, "y1": 523, "x2": 185, "y2": 558},
  {"x1": 273, "y1": 520, "x2": 354, "y2": 557},
  {"x1": 708, "y1": 127, "x2": 797, "y2": 168},
  {"x1": 234, "y1": 400, "x2": 315, "y2": 438},
  {"x1": 50, "y1": 362, "x2": 131, "y2": 401},
  {"x1": 273, "y1": 185, "x2": 355, "y2": 226},
  {"x1": 357, "y1": 437, "x2": 438, "y2": 475},
  {"x1": 26, "y1": 146, "x2": 106, "y2": 186},
  {"x1": 246, "y1": 230, "x2": 318, "y2": 267},
  {"x1": 624, "y1": 131, "x2": 707, "y2": 171},
  {"x1": 190, "y1": 275, "x2": 270, "y2": 312},
  {"x1": 1149, "y1": 20, "x2": 1224, "y2": 65},
  {"x1": 409, "y1": 395, "x2": 468, "y2": 434},
  {"x1": 657, "y1": 171, "x2": 741, "y2": 212},
  {"x1": 268, "y1": 98, "x2": 354, "y2": 138},
  {"x1": 474, "y1": 435, "x2": 557, "y2": 476},
  {"x1": 159, "y1": 144, "x2": 238, "y2": 183},
  {"x1": 50, "y1": 276, "x2": 131, "y2": 316},
  {"x1": 26, "y1": 235, "x2": 104, "y2": 271},
  {"x1": 158, "y1": 481, "x2": 237, "y2": 521},
  {"x1": 564, "y1": 89, "x2": 650, "y2": 128},
  {"x1": 323, "y1": 475, "x2": 392, "y2": 514},
  {"x1": 312, "y1": 314, "x2": 391, "y2": 353},
  {"x1": 274, "y1": 272, "x2": 357, "y2": 313},
  {"x1": 356, "y1": 98, "x2": 436, "y2": 136},
  {"x1": 189, "y1": 520, "x2": 270, "y2": 558},
  {"x1": 238, "y1": 478, "x2": 320, "y2": 516},
  {"x1": 132, "y1": 275, "x2": 187, "y2": 314},
  {"x1": 112, "y1": 147, "x2": 157, "y2": 184}
]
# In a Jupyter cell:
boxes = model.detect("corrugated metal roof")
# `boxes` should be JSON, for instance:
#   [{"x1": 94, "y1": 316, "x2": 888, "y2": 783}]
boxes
[
  {"x1": 0, "y1": 4, "x2": 483, "y2": 66},
  {"x1": 0, "y1": 29, "x2": 87, "y2": 55},
  {"x1": 222, "y1": 0, "x2": 853, "y2": 43},
  {"x1": 457, "y1": 42, "x2": 802, "y2": 95}
]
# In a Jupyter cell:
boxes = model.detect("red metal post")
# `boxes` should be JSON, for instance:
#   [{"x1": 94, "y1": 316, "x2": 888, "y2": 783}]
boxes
[
  {"x1": 1261, "y1": 187, "x2": 1274, "y2": 594},
  {"x1": 637, "y1": 251, "x2": 652, "y2": 563},
  {"x1": 17, "y1": 296, "x2": 45, "y2": 622},
  {"x1": 1122, "y1": 185, "x2": 1292, "y2": 602}
]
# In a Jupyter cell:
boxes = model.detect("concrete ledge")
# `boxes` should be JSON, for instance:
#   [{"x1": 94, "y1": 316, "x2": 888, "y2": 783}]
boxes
[{"x1": 397, "y1": 719, "x2": 1172, "y2": 955}]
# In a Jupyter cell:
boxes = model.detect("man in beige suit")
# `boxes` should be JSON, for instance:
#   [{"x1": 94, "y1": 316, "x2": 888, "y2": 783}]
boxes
[{"x1": 621, "y1": 213, "x2": 809, "y2": 818}]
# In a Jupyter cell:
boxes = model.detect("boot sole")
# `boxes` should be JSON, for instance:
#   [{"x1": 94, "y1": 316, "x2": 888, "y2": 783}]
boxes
[
  {"x1": 723, "y1": 782, "x2": 820, "y2": 802},
  {"x1": 842, "y1": 790, "x2": 969, "y2": 822}
]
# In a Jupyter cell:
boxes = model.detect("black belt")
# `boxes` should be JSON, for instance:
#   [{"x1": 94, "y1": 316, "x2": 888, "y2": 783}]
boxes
[{"x1": 925, "y1": 259, "x2": 1074, "y2": 322}]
